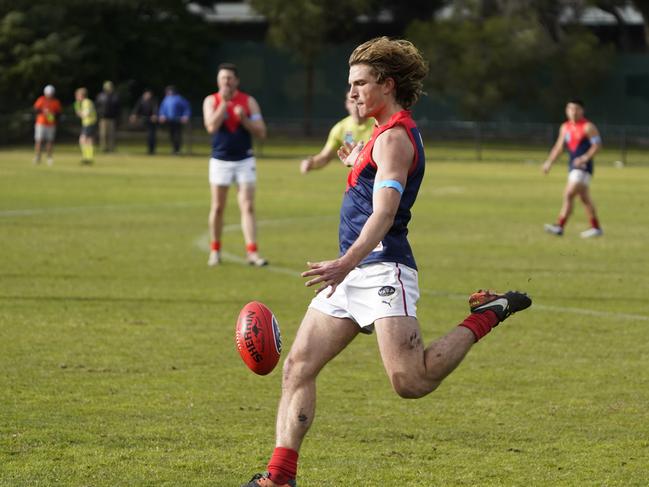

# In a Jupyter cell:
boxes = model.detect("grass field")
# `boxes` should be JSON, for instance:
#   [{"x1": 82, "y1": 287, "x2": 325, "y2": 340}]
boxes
[{"x1": 1, "y1": 141, "x2": 648, "y2": 486}]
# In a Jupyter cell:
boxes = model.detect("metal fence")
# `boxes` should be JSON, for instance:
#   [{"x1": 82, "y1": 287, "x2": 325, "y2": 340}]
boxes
[{"x1": 3, "y1": 113, "x2": 649, "y2": 164}]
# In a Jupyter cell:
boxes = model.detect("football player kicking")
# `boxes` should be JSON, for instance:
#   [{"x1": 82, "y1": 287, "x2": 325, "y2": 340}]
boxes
[
  {"x1": 542, "y1": 99, "x2": 604, "y2": 238},
  {"x1": 242, "y1": 37, "x2": 532, "y2": 487}
]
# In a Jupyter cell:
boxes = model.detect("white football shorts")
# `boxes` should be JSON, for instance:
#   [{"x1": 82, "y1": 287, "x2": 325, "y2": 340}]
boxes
[
  {"x1": 568, "y1": 168, "x2": 592, "y2": 186},
  {"x1": 34, "y1": 124, "x2": 56, "y2": 142},
  {"x1": 209, "y1": 156, "x2": 256, "y2": 186},
  {"x1": 309, "y1": 261, "x2": 419, "y2": 332}
]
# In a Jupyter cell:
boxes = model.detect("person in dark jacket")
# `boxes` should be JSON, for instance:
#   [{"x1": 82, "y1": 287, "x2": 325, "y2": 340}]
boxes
[
  {"x1": 158, "y1": 85, "x2": 191, "y2": 155},
  {"x1": 130, "y1": 89, "x2": 159, "y2": 155},
  {"x1": 95, "y1": 80, "x2": 121, "y2": 152}
]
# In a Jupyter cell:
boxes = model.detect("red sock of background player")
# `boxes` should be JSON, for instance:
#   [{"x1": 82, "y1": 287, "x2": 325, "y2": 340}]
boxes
[
  {"x1": 267, "y1": 447, "x2": 298, "y2": 484},
  {"x1": 459, "y1": 310, "x2": 499, "y2": 341},
  {"x1": 557, "y1": 216, "x2": 567, "y2": 228},
  {"x1": 246, "y1": 242, "x2": 258, "y2": 253},
  {"x1": 210, "y1": 241, "x2": 221, "y2": 252},
  {"x1": 590, "y1": 216, "x2": 600, "y2": 229}
]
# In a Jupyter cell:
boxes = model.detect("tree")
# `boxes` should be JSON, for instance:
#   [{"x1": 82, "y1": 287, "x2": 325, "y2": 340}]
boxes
[
  {"x1": 0, "y1": 0, "x2": 215, "y2": 142},
  {"x1": 250, "y1": 0, "x2": 372, "y2": 134},
  {"x1": 406, "y1": 2, "x2": 615, "y2": 121}
]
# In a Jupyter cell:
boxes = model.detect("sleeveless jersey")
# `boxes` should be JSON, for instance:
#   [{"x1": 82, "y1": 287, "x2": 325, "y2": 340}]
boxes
[
  {"x1": 211, "y1": 91, "x2": 254, "y2": 161},
  {"x1": 564, "y1": 118, "x2": 594, "y2": 174},
  {"x1": 339, "y1": 110, "x2": 425, "y2": 270}
]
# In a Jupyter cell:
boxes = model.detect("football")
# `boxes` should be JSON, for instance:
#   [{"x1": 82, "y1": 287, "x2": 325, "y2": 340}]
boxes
[{"x1": 235, "y1": 301, "x2": 282, "y2": 375}]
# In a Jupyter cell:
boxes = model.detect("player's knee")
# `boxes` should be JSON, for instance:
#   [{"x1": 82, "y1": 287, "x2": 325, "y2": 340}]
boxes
[
  {"x1": 390, "y1": 373, "x2": 437, "y2": 399},
  {"x1": 281, "y1": 351, "x2": 314, "y2": 387},
  {"x1": 239, "y1": 199, "x2": 254, "y2": 214},
  {"x1": 210, "y1": 202, "x2": 226, "y2": 217}
]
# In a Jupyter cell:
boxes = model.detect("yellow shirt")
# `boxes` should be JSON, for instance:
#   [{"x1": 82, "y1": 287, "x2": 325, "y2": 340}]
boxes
[{"x1": 324, "y1": 116, "x2": 375, "y2": 153}]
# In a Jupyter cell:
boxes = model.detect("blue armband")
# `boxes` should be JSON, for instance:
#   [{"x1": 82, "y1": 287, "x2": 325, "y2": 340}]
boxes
[
  {"x1": 590, "y1": 135, "x2": 602, "y2": 145},
  {"x1": 373, "y1": 179, "x2": 404, "y2": 195},
  {"x1": 249, "y1": 113, "x2": 262, "y2": 121}
]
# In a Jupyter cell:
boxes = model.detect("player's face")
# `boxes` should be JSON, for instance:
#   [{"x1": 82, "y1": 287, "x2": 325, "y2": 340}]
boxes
[
  {"x1": 566, "y1": 103, "x2": 584, "y2": 121},
  {"x1": 217, "y1": 69, "x2": 239, "y2": 93},
  {"x1": 348, "y1": 64, "x2": 387, "y2": 118}
]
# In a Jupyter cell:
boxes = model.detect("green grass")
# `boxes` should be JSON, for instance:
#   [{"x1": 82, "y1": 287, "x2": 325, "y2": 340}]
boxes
[{"x1": 1, "y1": 142, "x2": 648, "y2": 486}]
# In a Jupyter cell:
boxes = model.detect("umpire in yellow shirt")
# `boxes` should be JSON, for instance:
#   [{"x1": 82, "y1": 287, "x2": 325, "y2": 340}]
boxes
[{"x1": 300, "y1": 94, "x2": 374, "y2": 174}]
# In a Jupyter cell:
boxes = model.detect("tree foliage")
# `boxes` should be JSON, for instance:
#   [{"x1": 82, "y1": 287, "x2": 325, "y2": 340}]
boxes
[
  {"x1": 407, "y1": 3, "x2": 615, "y2": 120},
  {"x1": 250, "y1": 0, "x2": 373, "y2": 133},
  {"x1": 0, "y1": 0, "x2": 215, "y2": 118}
]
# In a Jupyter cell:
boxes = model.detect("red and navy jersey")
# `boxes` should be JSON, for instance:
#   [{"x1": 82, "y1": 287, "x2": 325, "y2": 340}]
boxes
[
  {"x1": 211, "y1": 91, "x2": 254, "y2": 161},
  {"x1": 339, "y1": 110, "x2": 425, "y2": 270},
  {"x1": 563, "y1": 118, "x2": 594, "y2": 174}
]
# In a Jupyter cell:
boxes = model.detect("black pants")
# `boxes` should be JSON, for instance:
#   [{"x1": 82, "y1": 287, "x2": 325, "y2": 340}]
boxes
[
  {"x1": 168, "y1": 121, "x2": 182, "y2": 154},
  {"x1": 145, "y1": 121, "x2": 157, "y2": 154}
]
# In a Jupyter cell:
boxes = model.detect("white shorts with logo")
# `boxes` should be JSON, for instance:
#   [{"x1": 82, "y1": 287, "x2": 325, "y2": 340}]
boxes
[
  {"x1": 568, "y1": 168, "x2": 592, "y2": 186},
  {"x1": 34, "y1": 124, "x2": 56, "y2": 142},
  {"x1": 209, "y1": 156, "x2": 256, "y2": 186},
  {"x1": 309, "y1": 262, "x2": 419, "y2": 332}
]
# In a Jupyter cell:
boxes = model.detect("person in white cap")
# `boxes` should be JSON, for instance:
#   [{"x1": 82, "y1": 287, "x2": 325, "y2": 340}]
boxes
[{"x1": 33, "y1": 84, "x2": 62, "y2": 165}]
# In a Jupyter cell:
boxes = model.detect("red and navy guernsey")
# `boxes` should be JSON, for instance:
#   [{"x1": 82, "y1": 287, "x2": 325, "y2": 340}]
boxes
[
  {"x1": 339, "y1": 110, "x2": 425, "y2": 270},
  {"x1": 211, "y1": 90, "x2": 254, "y2": 161},
  {"x1": 564, "y1": 117, "x2": 594, "y2": 174}
]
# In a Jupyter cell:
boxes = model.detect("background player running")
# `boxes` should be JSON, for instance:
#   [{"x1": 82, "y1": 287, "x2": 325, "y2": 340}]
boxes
[{"x1": 542, "y1": 99, "x2": 604, "y2": 238}]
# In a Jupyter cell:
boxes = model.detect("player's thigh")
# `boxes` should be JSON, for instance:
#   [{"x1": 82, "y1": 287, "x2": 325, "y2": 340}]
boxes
[
  {"x1": 286, "y1": 308, "x2": 359, "y2": 379},
  {"x1": 564, "y1": 180, "x2": 581, "y2": 199},
  {"x1": 374, "y1": 316, "x2": 425, "y2": 377},
  {"x1": 237, "y1": 182, "x2": 255, "y2": 208},
  {"x1": 210, "y1": 183, "x2": 229, "y2": 208}
]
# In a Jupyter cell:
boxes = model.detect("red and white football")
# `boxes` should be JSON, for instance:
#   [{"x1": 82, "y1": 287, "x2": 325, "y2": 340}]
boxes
[{"x1": 235, "y1": 301, "x2": 282, "y2": 375}]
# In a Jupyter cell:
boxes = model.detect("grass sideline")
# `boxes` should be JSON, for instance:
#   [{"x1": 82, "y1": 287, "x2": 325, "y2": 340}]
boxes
[{"x1": 1, "y1": 141, "x2": 648, "y2": 486}]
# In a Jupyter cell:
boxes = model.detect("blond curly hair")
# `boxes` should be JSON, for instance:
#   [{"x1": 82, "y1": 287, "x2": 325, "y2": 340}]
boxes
[{"x1": 349, "y1": 37, "x2": 428, "y2": 109}]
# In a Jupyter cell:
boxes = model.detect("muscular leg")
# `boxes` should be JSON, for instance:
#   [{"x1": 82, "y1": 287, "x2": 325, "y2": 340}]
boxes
[
  {"x1": 374, "y1": 316, "x2": 475, "y2": 399},
  {"x1": 558, "y1": 181, "x2": 580, "y2": 223},
  {"x1": 578, "y1": 185, "x2": 598, "y2": 221},
  {"x1": 237, "y1": 183, "x2": 257, "y2": 246},
  {"x1": 275, "y1": 308, "x2": 359, "y2": 450},
  {"x1": 208, "y1": 184, "x2": 229, "y2": 244}
]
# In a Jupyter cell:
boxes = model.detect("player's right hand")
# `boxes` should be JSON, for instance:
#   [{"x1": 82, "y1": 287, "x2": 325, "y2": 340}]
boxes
[
  {"x1": 337, "y1": 140, "x2": 363, "y2": 167},
  {"x1": 300, "y1": 157, "x2": 313, "y2": 174},
  {"x1": 542, "y1": 160, "x2": 552, "y2": 174}
]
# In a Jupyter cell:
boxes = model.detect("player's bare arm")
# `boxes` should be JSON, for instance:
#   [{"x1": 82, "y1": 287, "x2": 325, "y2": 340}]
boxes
[
  {"x1": 203, "y1": 94, "x2": 228, "y2": 134},
  {"x1": 234, "y1": 97, "x2": 267, "y2": 139},
  {"x1": 300, "y1": 146, "x2": 338, "y2": 174},
  {"x1": 543, "y1": 123, "x2": 566, "y2": 174},
  {"x1": 302, "y1": 127, "x2": 413, "y2": 296},
  {"x1": 573, "y1": 122, "x2": 602, "y2": 168}
]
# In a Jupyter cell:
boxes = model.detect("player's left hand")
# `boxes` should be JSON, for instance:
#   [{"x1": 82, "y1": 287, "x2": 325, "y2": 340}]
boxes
[
  {"x1": 302, "y1": 258, "x2": 354, "y2": 298},
  {"x1": 573, "y1": 156, "x2": 587, "y2": 168},
  {"x1": 233, "y1": 105, "x2": 245, "y2": 119},
  {"x1": 337, "y1": 140, "x2": 363, "y2": 167}
]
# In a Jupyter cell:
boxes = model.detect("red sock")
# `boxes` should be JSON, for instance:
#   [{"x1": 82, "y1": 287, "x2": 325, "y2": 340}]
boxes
[
  {"x1": 459, "y1": 311, "x2": 499, "y2": 342},
  {"x1": 210, "y1": 241, "x2": 221, "y2": 252},
  {"x1": 246, "y1": 242, "x2": 258, "y2": 253},
  {"x1": 267, "y1": 447, "x2": 298, "y2": 484},
  {"x1": 557, "y1": 216, "x2": 567, "y2": 228},
  {"x1": 590, "y1": 217, "x2": 600, "y2": 229}
]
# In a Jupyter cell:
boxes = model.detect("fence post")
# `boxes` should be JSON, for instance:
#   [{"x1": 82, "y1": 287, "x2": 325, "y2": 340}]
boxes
[
  {"x1": 475, "y1": 122, "x2": 482, "y2": 161},
  {"x1": 621, "y1": 126, "x2": 627, "y2": 165}
]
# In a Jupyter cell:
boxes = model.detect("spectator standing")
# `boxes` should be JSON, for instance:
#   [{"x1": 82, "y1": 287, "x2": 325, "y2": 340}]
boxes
[
  {"x1": 95, "y1": 80, "x2": 120, "y2": 152},
  {"x1": 159, "y1": 85, "x2": 191, "y2": 155},
  {"x1": 130, "y1": 89, "x2": 159, "y2": 155}
]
